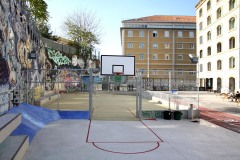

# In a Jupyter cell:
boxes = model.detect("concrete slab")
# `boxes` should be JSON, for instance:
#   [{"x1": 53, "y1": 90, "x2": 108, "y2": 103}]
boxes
[{"x1": 24, "y1": 119, "x2": 240, "y2": 160}]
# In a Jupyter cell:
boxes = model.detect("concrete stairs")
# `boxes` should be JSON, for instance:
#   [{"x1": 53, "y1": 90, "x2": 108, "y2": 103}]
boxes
[
  {"x1": 0, "y1": 114, "x2": 29, "y2": 160},
  {"x1": 34, "y1": 90, "x2": 60, "y2": 106}
]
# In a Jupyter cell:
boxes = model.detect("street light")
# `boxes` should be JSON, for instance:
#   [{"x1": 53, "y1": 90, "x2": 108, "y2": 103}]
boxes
[{"x1": 189, "y1": 54, "x2": 200, "y2": 121}]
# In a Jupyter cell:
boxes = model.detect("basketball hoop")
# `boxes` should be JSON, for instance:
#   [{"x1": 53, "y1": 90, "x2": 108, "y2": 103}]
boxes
[
  {"x1": 113, "y1": 72, "x2": 123, "y2": 76},
  {"x1": 113, "y1": 72, "x2": 123, "y2": 82}
]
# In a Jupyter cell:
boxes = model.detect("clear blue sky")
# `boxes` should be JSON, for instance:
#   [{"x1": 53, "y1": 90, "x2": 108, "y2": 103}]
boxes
[{"x1": 47, "y1": 0, "x2": 199, "y2": 55}]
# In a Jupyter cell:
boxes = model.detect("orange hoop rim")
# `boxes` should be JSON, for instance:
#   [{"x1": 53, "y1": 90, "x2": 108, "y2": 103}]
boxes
[{"x1": 113, "y1": 72, "x2": 124, "y2": 76}]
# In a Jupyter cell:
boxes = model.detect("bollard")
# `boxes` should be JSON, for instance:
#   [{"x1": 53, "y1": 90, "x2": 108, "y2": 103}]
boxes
[{"x1": 188, "y1": 104, "x2": 194, "y2": 119}]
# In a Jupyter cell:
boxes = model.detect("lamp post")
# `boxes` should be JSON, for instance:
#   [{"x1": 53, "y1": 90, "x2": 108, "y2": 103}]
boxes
[{"x1": 189, "y1": 54, "x2": 199, "y2": 110}]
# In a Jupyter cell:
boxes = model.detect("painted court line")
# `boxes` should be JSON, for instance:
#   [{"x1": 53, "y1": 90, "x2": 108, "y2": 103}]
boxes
[{"x1": 86, "y1": 119, "x2": 163, "y2": 154}]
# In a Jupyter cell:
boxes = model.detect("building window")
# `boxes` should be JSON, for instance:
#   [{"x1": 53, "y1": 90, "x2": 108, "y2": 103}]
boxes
[
  {"x1": 199, "y1": 36, "x2": 203, "y2": 44},
  {"x1": 152, "y1": 69, "x2": 157, "y2": 75},
  {"x1": 207, "y1": 46, "x2": 211, "y2": 56},
  {"x1": 190, "y1": 43, "x2": 194, "y2": 49},
  {"x1": 178, "y1": 31, "x2": 183, "y2": 38},
  {"x1": 217, "y1": 60, "x2": 222, "y2": 70},
  {"x1": 199, "y1": 8, "x2": 202, "y2": 17},
  {"x1": 177, "y1": 55, "x2": 183, "y2": 60},
  {"x1": 217, "y1": 8, "x2": 222, "y2": 19},
  {"x1": 164, "y1": 31, "x2": 170, "y2": 37},
  {"x1": 128, "y1": 30, "x2": 133, "y2": 37},
  {"x1": 128, "y1": 42, "x2": 133, "y2": 48},
  {"x1": 217, "y1": 42, "x2": 222, "y2": 53},
  {"x1": 189, "y1": 31, "x2": 194, "y2": 38},
  {"x1": 229, "y1": 57, "x2": 235, "y2": 68},
  {"x1": 217, "y1": 25, "x2": 222, "y2": 36},
  {"x1": 229, "y1": 0, "x2": 235, "y2": 11},
  {"x1": 189, "y1": 69, "x2": 195, "y2": 75},
  {"x1": 207, "y1": 31, "x2": 211, "y2": 40},
  {"x1": 165, "y1": 54, "x2": 170, "y2": 60},
  {"x1": 229, "y1": 37, "x2": 235, "y2": 49},
  {"x1": 207, "y1": 0, "x2": 211, "y2": 10},
  {"x1": 153, "y1": 31, "x2": 158, "y2": 37},
  {"x1": 200, "y1": 64, "x2": 203, "y2": 72},
  {"x1": 140, "y1": 54, "x2": 144, "y2": 60},
  {"x1": 127, "y1": 53, "x2": 133, "y2": 56},
  {"x1": 165, "y1": 43, "x2": 170, "y2": 49},
  {"x1": 178, "y1": 43, "x2": 183, "y2": 49},
  {"x1": 153, "y1": 43, "x2": 158, "y2": 48},
  {"x1": 199, "y1": 22, "x2": 203, "y2": 31},
  {"x1": 139, "y1": 42, "x2": 144, "y2": 48},
  {"x1": 207, "y1": 16, "x2": 211, "y2": 25},
  {"x1": 152, "y1": 54, "x2": 158, "y2": 60},
  {"x1": 229, "y1": 17, "x2": 235, "y2": 30},
  {"x1": 207, "y1": 62, "x2": 211, "y2": 71},
  {"x1": 139, "y1": 30, "x2": 144, "y2": 37},
  {"x1": 200, "y1": 50, "x2": 203, "y2": 58},
  {"x1": 177, "y1": 69, "x2": 183, "y2": 75}
]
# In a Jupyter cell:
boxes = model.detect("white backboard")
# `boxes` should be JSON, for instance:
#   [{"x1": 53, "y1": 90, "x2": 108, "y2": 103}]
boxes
[{"x1": 101, "y1": 55, "x2": 135, "y2": 76}]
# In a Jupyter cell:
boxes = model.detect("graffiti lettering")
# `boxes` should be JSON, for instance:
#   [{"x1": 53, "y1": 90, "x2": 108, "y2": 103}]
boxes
[{"x1": 47, "y1": 49, "x2": 71, "y2": 66}]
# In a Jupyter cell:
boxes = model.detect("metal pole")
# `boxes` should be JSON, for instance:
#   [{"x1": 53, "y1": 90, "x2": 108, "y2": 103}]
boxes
[
  {"x1": 26, "y1": 70, "x2": 28, "y2": 103},
  {"x1": 139, "y1": 71, "x2": 142, "y2": 121},
  {"x1": 169, "y1": 71, "x2": 171, "y2": 91},
  {"x1": 57, "y1": 69, "x2": 60, "y2": 110},
  {"x1": 197, "y1": 60, "x2": 200, "y2": 119},
  {"x1": 147, "y1": 30, "x2": 150, "y2": 78},
  {"x1": 89, "y1": 69, "x2": 93, "y2": 120},
  {"x1": 136, "y1": 71, "x2": 139, "y2": 118}
]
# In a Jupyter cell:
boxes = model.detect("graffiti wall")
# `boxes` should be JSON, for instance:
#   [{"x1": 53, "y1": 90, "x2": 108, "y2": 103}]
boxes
[{"x1": 0, "y1": 0, "x2": 46, "y2": 114}]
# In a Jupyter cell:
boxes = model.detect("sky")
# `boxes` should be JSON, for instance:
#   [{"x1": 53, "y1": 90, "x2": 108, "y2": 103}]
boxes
[{"x1": 46, "y1": 0, "x2": 199, "y2": 55}]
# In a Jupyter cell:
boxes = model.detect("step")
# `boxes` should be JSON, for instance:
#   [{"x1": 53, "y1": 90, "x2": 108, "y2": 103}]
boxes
[
  {"x1": 0, "y1": 114, "x2": 21, "y2": 143},
  {"x1": 43, "y1": 90, "x2": 55, "y2": 97},
  {"x1": 34, "y1": 94, "x2": 60, "y2": 106},
  {"x1": 0, "y1": 135, "x2": 29, "y2": 160}
]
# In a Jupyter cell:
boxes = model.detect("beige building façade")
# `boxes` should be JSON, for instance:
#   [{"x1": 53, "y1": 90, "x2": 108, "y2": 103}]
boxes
[{"x1": 120, "y1": 15, "x2": 197, "y2": 89}]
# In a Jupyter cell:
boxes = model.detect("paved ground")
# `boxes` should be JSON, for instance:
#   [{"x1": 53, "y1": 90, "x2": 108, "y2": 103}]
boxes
[{"x1": 23, "y1": 91, "x2": 240, "y2": 160}]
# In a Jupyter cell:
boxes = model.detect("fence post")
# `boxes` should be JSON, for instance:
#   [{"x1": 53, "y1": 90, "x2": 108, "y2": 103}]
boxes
[
  {"x1": 139, "y1": 70, "x2": 142, "y2": 121},
  {"x1": 26, "y1": 69, "x2": 28, "y2": 103},
  {"x1": 89, "y1": 69, "x2": 93, "y2": 120},
  {"x1": 136, "y1": 71, "x2": 139, "y2": 118}
]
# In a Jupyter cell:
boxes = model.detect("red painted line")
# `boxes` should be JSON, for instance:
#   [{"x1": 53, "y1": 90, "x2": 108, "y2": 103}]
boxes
[
  {"x1": 143, "y1": 118, "x2": 157, "y2": 120},
  {"x1": 92, "y1": 142, "x2": 160, "y2": 154},
  {"x1": 128, "y1": 108, "x2": 163, "y2": 142},
  {"x1": 140, "y1": 121, "x2": 164, "y2": 142},
  {"x1": 128, "y1": 108, "x2": 137, "y2": 118},
  {"x1": 87, "y1": 141, "x2": 162, "y2": 143},
  {"x1": 86, "y1": 107, "x2": 93, "y2": 143},
  {"x1": 86, "y1": 120, "x2": 91, "y2": 143}
]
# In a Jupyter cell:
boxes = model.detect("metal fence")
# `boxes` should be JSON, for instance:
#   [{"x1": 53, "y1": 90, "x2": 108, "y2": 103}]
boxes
[{"x1": 18, "y1": 68, "x2": 198, "y2": 119}]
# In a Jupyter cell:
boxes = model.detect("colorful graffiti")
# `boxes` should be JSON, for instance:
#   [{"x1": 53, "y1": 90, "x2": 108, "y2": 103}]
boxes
[
  {"x1": 47, "y1": 48, "x2": 71, "y2": 66},
  {"x1": 0, "y1": 0, "x2": 46, "y2": 114}
]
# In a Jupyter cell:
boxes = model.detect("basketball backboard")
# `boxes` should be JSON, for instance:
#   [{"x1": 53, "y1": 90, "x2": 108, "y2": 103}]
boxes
[{"x1": 101, "y1": 55, "x2": 135, "y2": 76}]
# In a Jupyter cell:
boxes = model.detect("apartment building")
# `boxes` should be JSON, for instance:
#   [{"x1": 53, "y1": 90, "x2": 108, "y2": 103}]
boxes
[
  {"x1": 121, "y1": 15, "x2": 197, "y2": 87},
  {"x1": 196, "y1": 0, "x2": 239, "y2": 92}
]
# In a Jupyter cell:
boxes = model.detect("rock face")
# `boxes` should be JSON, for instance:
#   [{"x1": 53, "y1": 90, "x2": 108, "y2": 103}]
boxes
[{"x1": 0, "y1": 0, "x2": 46, "y2": 114}]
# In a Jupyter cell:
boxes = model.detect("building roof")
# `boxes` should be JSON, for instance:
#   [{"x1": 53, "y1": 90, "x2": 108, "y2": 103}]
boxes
[{"x1": 122, "y1": 15, "x2": 196, "y2": 23}]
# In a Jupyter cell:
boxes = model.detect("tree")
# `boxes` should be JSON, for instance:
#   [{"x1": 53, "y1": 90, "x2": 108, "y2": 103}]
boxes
[
  {"x1": 38, "y1": 23, "x2": 59, "y2": 41},
  {"x1": 22, "y1": 0, "x2": 59, "y2": 41},
  {"x1": 23, "y1": 0, "x2": 49, "y2": 23},
  {"x1": 62, "y1": 9, "x2": 102, "y2": 68}
]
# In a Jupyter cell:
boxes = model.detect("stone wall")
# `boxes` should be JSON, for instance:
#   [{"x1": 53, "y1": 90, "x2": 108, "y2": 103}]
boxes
[{"x1": 0, "y1": 0, "x2": 46, "y2": 114}]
